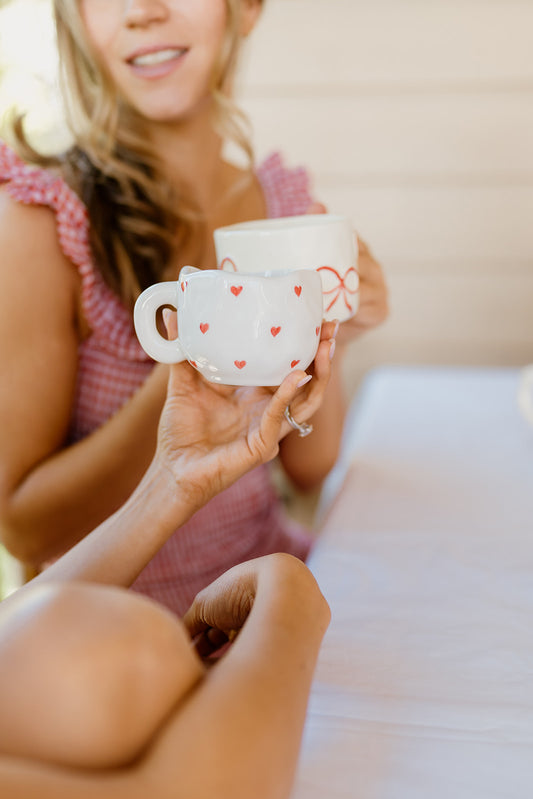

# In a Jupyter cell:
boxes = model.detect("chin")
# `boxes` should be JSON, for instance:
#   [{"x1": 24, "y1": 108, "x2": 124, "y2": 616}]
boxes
[
  {"x1": 133, "y1": 91, "x2": 213, "y2": 126},
  {"x1": 143, "y1": 109, "x2": 189, "y2": 124}
]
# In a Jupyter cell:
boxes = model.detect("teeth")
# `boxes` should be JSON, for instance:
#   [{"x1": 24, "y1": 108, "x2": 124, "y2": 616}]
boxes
[{"x1": 132, "y1": 48, "x2": 185, "y2": 67}]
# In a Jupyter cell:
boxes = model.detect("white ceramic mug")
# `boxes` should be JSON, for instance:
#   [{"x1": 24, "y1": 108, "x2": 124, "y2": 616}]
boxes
[
  {"x1": 133, "y1": 266, "x2": 323, "y2": 386},
  {"x1": 214, "y1": 213, "x2": 359, "y2": 322},
  {"x1": 518, "y1": 365, "x2": 533, "y2": 427}
]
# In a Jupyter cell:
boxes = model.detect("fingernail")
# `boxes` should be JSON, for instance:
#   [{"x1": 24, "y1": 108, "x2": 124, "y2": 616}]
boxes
[
  {"x1": 333, "y1": 320, "x2": 340, "y2": 338},
  {"x1": 297, "y1": 374, "x2": 312, "y2": 388},
  {"x1": 329, "y1": 339, "x2": 336, "y2": 361},
  {"x1": 162, "y1": 308, "x2": 172, "y2": 327}
]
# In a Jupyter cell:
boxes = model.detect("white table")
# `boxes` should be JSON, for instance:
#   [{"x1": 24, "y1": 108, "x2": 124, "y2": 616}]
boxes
[{"x1": 292, "y1": 366, "x2": 533, "y2": 799}]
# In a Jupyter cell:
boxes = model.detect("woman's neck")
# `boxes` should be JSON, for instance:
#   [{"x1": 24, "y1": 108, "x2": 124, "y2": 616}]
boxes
[{"x1": 146, "y1": 107, "x2": 232, "y2": 215}]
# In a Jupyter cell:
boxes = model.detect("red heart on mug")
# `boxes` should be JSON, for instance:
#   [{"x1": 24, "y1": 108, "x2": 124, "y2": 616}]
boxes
[
  {"x1": 294, "y1": 286, "x2": 302, "y2": 297},
  {"x1": 200, "y1": 323, "x2": 209, "y2": 334},
  {"x1": 316, "y1": 326, "x2": 320, "y2": 336},
  {"x1": 231, "y1": 285, "x2": 243, "y2": 297},
  {"x1": 234, "y1": 360, "x2": 246, "y2": 369},
  {"x1": 271, "y1": 326, "x2": 281, "y2": 337},
  {"x1": 291, "y1": 360, "x2": 300, "y2": 369}
]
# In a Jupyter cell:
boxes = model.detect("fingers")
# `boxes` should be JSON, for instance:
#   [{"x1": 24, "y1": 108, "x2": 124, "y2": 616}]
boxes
[
  {"x1": 256, "y1": 371, "x2": 313, "y2": 449},
  {"x1": 160, "y1": 309, "x2": 196, "y2": 395},
  {"x1": 295, "y1": 337, "x2": 335, "y2": 420},
  {"x1": 306, "y1": 201, "x2": 328, "y2": 215},
  {"x1": 264, "y1": 331, "x2": 335, "y2": 441},
  {"x1": 320, "y1": 319, "x2": 339, "y2": 342},
  {"x1": 182, "y1": 594, "x2": 231, "y2": 654},
  {"x1": 182, "y1": 562, "x2": 259, "y2": 654},
  {"x1": 182, "y1": 598, "x2": 209, "y2": 641},
  {"x1": 312, "y1": 335, "x2": 336, "y2": 388},
  {"x1": 162, "y1": 307, "x2": 178, "y2": 339},
  {"x1": 182, "y1": 564, "x2": 253, "y2": 635},
  {"x1": 191, "y1": 627, "x2": 231, "y2": 659},
  {"x1": 356, "y1": 235, "x2": 370, "y2": 255}
]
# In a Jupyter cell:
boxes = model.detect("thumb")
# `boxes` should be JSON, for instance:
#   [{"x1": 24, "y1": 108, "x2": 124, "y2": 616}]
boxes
[{"x1": 306, "y1": 202, "x2": 327, "y2": 215}]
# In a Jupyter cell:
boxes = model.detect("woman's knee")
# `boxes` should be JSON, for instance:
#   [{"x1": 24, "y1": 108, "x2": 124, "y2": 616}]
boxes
[{"x1": 0, "y1": 582, "x2": 204, "y2": 768}]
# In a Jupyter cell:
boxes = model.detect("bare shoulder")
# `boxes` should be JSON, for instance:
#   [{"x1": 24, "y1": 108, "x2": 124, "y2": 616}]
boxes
[
  {"x1": 0, "y1": 186, "x2": 78, "y2": 299},
  {"x1": 0, "y1": 186, "x2": 84, "y2": 505}
]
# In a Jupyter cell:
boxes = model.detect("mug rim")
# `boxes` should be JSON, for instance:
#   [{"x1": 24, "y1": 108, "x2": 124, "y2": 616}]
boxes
[
  {"x1": 179, "y1": 266, "x2": 322, "y2": 284},
  {"x1": 214, "y1": 213, "x2": 350, "y2": 236}
]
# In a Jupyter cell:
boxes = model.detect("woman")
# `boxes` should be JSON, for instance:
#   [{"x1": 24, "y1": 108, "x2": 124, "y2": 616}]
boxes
[
  {"x1": 0, "y1": 0, "x2": 388, "y2": 614},
  {"x1": 0, "y1": 352, "x2": 331, "y2": 797}
]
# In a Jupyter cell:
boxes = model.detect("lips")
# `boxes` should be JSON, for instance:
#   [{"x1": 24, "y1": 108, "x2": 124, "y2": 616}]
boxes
[{"x1": 125, "y1": 45, "x2": 189, "y2": 78}]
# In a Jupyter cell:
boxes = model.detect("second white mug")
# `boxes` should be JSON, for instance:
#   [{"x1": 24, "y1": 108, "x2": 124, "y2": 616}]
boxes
[{"x1": 214, "y1": 213, "x2": 360, "y2": 323}]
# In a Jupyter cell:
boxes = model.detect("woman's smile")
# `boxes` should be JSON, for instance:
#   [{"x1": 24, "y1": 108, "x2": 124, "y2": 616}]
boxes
[{"x1": 126, "y1": 44, "x2": 190, "y2": 80}]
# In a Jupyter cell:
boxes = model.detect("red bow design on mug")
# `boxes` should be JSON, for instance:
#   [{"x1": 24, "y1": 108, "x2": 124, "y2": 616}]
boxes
[
  {"x1": 317, "y1": 265, "x2": 359, "y2": 314},
  {"x1": 219, "y1": 257, "x2": 237, "y2": 272}
]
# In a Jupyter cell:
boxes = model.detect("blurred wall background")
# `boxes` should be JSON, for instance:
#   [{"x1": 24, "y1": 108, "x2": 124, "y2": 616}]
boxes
[{"x1": 0, "y1": 0, "x2": 66, "y2": 152}]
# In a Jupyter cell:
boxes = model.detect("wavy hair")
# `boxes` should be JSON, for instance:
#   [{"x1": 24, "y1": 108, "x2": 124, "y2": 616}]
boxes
[{"x1": 13, "y1": 0, "x2": 258, "y2": 308}]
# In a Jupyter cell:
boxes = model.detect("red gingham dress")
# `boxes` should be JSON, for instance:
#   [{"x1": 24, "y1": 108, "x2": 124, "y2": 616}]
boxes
[{"x1": 0, "y1": 141, "x2": 315, "y2": 616}]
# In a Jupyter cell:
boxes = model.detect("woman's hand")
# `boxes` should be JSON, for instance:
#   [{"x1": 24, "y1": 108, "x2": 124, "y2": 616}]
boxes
[
  {"x1": 336, "y1": 236, "x2": 389, "y2": 346},
  {"x1": 154, "y1": 313, "x2": 337, "y2": 512},
  {"x1": 182, "y1": 557, "x2": 264, "y2": 657},
  {"x1": 182, "y1": 553, "x2": 330, "y2": 659}
]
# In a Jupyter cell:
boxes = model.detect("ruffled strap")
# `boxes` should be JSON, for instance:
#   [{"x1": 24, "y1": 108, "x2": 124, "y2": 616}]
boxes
[
  {"x1": 0, "y1": 140, "x2": 147, "y2": 361},
  {"x1": 256, "y1": 152, "x2": 314, "y2": 219},
  {"x1": 0, "y1": 140, "x2": 91, "y2": 268},
  {"x1": 0, "y1": 140, "x2": 25, "y2": 175}
]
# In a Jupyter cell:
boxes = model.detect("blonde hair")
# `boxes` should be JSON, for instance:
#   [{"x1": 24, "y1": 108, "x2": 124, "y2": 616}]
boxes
[{"x1": 14, "y1": 0, "x2": 258, "y2": 307}]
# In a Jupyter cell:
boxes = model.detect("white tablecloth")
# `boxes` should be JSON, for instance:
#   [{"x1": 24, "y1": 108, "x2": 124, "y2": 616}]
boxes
[{"x1": 292, "y1": 366, "x2": 533, "y2": 799}]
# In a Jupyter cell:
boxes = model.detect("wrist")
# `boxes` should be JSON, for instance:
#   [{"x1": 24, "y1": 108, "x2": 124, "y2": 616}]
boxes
[
  {"x1": 128, "y1": 456, "x2": 196, "y2": 531},
  {"x1": 144, "y1": 363, "x2": 170, "y2": 396}
]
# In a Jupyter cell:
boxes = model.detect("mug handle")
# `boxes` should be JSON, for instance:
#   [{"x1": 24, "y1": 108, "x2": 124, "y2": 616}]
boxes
[{"x1": 133, "y1": 282, "x2": 187, "y2": 364}]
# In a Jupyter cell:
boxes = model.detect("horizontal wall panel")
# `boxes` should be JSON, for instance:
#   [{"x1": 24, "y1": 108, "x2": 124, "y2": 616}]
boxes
[
  {"x1": 338, "y1": 272, "x2": 533, "y2": 395},
  {"x1": 311, "y1": 185, "x2": 533, "y2": 263},
  {"x1": 373, "y1": 257, "x2": 533, "y2": 280},
  {"x1": 340, "y1": 337, "x2": 533, "y2": 397},
  {"x1": 343, "y1": 334, "x2": 533, "y2": 368},
  {"x1": 382, "y1": 274, "x2": 533, "y2": 345},
  {"x1": 244, "y1": 92, "x2": 533, "y2": 181},
  {"x1": 241, "y1": 0, "x2": 533, "y2": 90}
]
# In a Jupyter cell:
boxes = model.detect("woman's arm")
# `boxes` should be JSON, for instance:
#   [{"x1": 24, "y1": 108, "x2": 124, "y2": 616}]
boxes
[
  {"x1": 146, "y1": 554, "x2": 331, "y2": 799},
  {"x1": 0, "y1": 193, "x2": 172, "y2": 565}
]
